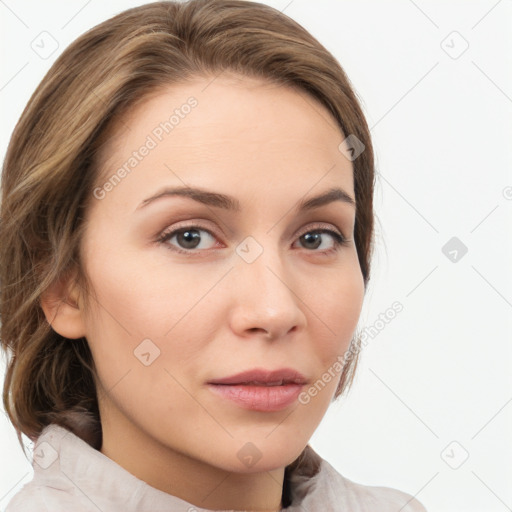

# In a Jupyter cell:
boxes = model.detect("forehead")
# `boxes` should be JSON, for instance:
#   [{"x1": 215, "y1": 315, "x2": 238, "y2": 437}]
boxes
[{"x1": 92, "y1": 75, "x2": 354, "y2": 208}]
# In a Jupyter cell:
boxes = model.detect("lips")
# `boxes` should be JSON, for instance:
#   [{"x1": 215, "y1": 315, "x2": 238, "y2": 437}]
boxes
[
  {"x1": 207, "y1": 368, "x2": 308, "y2": 412},
  {"x1": 207, "y1": 367, "x2": 308, "y2": 386}
]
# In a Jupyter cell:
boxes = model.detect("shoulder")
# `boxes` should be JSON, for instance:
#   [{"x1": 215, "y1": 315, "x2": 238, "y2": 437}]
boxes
[
  {"x1": 4, "y1": 482, "x2": 99, "y2": 512},
  {"x1": 339, "y1": 477, "x2": 427, "y2": 512},
  {"x1": 4, "y1": 485, "x2": 44, "y2": 512},
  {"x1": 321, "y1": 459, "x2": 428, "y2": 512},
  {"x1": 4, "y1": 484, "x2": 93, "y2": 512},
  {"x1": 4, "y1": 424, "x2": 101, "y2": 512},
  {"x1": 289, "y1": 446, "x2": 428, "y2": 511}
]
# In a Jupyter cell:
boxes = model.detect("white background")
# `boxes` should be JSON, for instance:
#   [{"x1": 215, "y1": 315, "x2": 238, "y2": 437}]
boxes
[{"x1": 1, "y1": 1, "x2": 511, "y2": 511}]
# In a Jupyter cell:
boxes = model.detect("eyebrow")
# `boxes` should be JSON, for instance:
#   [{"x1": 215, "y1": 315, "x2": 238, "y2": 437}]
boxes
[{"x1": 135, "y1": 185, "x2": 355, "y2": 213}]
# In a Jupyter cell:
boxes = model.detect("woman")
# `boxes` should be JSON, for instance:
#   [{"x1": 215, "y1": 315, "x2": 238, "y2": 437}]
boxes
[{"x1": 0, "y1": 1, "x2": 427, "y2": 510}]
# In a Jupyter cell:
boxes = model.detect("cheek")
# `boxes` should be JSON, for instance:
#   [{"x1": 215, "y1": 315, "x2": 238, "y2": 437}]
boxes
[
  {"x1": 80, "y1": 258, "x2": 214, "y2": 424},
  {"x1": 315, "y1": 263, "x2": 365, "y2": 360},
  {"x1": 283, "y1": 262, "x2": 364, "y2": 418},
  {"x1": 82, "y1": 239, "x2": 220, "y2": 337},
  {"x1": 80, "y1": 244, "x2": 229, "y2": 390}
]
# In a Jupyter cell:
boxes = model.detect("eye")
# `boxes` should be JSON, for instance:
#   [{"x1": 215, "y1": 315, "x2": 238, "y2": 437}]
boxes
[
  {"x1": 157, "y1": 225, "x2": 219, "y2": 254},
  {"x1": 293, "y1": 225, "x2": 348, "y2": 254}
]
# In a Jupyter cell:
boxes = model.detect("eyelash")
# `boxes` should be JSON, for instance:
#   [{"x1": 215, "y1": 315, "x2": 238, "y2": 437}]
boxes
[{"x1": 156, "y1": 222, "x2": 350, "y2": 256}]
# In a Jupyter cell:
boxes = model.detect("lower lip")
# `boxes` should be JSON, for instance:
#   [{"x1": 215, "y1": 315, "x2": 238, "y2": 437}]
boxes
[{"x1": 207, "y1": 383, "x2": 304, "y2": 412}]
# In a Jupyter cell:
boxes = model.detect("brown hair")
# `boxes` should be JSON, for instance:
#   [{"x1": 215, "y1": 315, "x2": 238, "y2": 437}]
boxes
[{"x1": 0, "y1": 0, "x2": 375, "y2": 455}]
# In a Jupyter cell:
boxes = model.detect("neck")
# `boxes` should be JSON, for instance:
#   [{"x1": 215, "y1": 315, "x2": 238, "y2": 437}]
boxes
[{"x1": 99, "y1": 411, "x2": 285, "y2": 511}]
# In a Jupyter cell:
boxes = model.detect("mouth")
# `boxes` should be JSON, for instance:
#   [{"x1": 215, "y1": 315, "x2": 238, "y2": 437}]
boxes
[
  {"x1": 207, "y1": 368, "x2": 308, "y2": 412},
  {"x1": 207, "y1": 367, "x2": 307, "y2": 386},
  {"x1": 214, "y1": 380, "x2": 301, "y2": 386}
]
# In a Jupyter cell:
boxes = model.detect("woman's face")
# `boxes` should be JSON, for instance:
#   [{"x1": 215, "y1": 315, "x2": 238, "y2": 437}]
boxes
[{"x1": 79, "y1": 75, "x2": 364, "y2": 477}]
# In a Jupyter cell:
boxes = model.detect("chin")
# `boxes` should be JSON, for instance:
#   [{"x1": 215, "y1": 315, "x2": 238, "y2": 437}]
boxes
[{"x1": 210, "y1": 438, "x2": 308, "y2": 474}]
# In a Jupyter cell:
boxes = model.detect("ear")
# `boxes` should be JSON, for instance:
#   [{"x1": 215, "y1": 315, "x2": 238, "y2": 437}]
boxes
[{"x1": 40, "y1": 268, "x2": 87, "y2": 339}]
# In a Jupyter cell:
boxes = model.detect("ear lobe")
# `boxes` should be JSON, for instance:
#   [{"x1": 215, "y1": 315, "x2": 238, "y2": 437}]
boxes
[{"x1": 40, "y1": 269, "x2": 87, "y2": 340}]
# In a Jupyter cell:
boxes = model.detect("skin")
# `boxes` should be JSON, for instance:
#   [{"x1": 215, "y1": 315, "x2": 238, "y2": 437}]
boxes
[{"x1": 43, "y1": 74, "x2": 365, "y2": 511}]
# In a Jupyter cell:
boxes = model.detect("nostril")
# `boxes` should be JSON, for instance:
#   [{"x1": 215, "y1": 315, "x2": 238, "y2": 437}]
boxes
[{"x1": 248, "y1": 327, "x2": 267, "y2": 334}]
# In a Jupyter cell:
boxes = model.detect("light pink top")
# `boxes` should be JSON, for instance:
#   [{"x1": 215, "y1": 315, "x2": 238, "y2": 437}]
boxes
[{"x1": 6, "y1": 424, "x2": 427, "y2": 511}]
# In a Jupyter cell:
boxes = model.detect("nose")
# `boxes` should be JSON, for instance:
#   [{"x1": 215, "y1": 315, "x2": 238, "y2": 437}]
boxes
[{"x1": 227, "y1": 242, "x2": 307, "y2": 341}]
